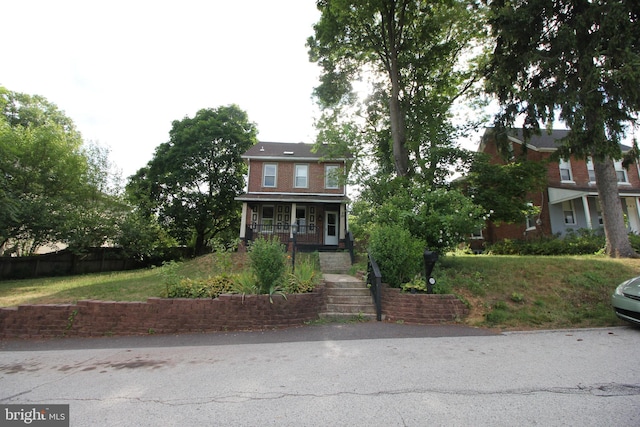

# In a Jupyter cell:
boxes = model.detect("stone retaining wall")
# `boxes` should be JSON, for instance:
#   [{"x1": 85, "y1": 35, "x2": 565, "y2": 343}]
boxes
[{"x1": 381, "y1": 286, "x2": 469, "y2": 324}]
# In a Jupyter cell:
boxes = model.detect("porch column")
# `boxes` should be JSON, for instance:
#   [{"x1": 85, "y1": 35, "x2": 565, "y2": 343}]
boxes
[
  {"x1": 581, "y1": 196, "x2": 593, "y2": 230},
  {"x1": 240, "y1": 203, "x2": 248, "y2": 238},
  {"x1": 339, "y1": 204, "x2": 346, "y2": 239},
  {"x1": 290, "y1": 203, "x2": 297, "y2": 238}
]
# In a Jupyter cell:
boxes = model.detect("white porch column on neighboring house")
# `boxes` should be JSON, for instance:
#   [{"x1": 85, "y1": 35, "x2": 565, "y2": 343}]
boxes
[
  {"x1": 581, "y1": 195, "x2": 593, "y2": 230},
  {"x1": 339, "y1": 204, "x2": 346, "y2": 240},
  {"x1": 290, "y1": 203, "x2": 297, "y2": 238},
  {"x1": 240, "y1": 203, "x2": 248, "y2": 238}
]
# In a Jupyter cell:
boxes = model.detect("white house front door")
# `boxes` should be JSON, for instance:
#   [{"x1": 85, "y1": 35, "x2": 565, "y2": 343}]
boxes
[{"x1": 324, "y1": 211, "x2": 339, "y2": 245}]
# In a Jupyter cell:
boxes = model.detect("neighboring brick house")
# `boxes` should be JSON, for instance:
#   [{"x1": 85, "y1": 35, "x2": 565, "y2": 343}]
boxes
[
  {"x1": 475, "y1": 128, "x2": 640, "y2": 247},
  {"x1": 235, "y1": 142, "x2": 351, "y2": 250}
]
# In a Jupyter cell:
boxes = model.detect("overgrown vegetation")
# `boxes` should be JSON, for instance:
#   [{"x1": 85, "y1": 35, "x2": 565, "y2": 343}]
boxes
[
  {"x1": 486, "y1": 229, "x2": 607, "y2": 255},
  {"x1": 2, "y1": 250, "x2": 636, "y2": 330},
  {"x1": 158, "y1": 241, "x2": 322, "y2": 300}
]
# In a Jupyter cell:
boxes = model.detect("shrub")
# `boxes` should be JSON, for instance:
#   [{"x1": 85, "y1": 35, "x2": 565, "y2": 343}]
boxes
[
  {"x1": 248, "y1": 236, "x2": 287, "y2": 294},
  {"x1": 286, "y1": 256, "x2": 320, "y2": 293},
  {"x1": 369, "y1": 225, "x2": 425, "y2": 288},
  {"x1": 230, "y1": 270, "x2": 258, "y2": 295},
  {"x1": 166, "y1": 275, "x2": 234, "y2": 298},
  {"x1": 486, "y1": 229, "x2": 605, "y2": 255}
]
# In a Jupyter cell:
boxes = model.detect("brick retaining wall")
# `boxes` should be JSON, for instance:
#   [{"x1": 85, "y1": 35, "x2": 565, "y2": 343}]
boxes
[
  {"x1": 0, "y1": 284, "x2": 470, "y2": 339},
  {"x1": 381, "y1": 286, "x2": 469, "y2": 324},
  {"x1": 0, "y1": 287, "x2": 326, "y2": 339}
]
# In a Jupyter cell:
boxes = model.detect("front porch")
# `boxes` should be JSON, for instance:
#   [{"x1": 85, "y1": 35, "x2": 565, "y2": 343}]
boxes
[
  {"x1": 244, "y1": 223, "x2": 331, "y2": 251},
  {"x1": 237, "y1": 197, "x2": 349, "y2": 251},
  {"x1": 548, "y1": 188, "x2": 640, "y2": 235}
]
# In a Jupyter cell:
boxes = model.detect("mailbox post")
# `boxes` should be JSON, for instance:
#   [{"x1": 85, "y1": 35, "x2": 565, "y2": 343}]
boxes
[
  {"x1": 291, "y1": 223, "x2": 298, "y2": 273},
  {"x1": 423, "y1": 249, "x2": 439, "y2": 294}
]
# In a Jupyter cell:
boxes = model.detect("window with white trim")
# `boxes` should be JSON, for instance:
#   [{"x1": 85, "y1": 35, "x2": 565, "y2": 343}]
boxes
[
  {"x1": 525, "y1": 202, "x2": 536, "y2": 230},
  {"x1": 587, "y1": 157, "x2": 596, "y2": 182},
  {"x1": 325, "y1": 165, "x2": 339, "y2": 189},
  {"x1": 263, "y1": 164, "x2": 277, "y2": 188},
  {"x1": 562, "y1": 201, "x2": 576, "y2": 225},
  {"x1": 596, "y1": 200, "x2": 604, "y2": 225},
  {"x1": 614, "y1": 160, "x2": 628, "y2": 183},
  {"x1": 294, "y1": 164, "x2": 308, "y2": 188},
  {"x1": 470, "y1": 228, "x2": 483, "y2": 240},
  {"x1": 559, "y1": 159, "x2": 573, "y2": 182}
]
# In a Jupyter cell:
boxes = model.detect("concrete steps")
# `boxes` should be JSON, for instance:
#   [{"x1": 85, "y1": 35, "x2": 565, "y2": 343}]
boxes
[
  {"x1": 320, "y1": 273, "x2": 377, "y2": 321},
  {"x1": 319, "y1": 252, "x2": 352, "y2": 274}
]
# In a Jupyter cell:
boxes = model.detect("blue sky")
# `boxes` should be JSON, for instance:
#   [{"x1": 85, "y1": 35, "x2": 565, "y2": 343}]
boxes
[{"x1": 3, "y1": 1, "x2": 322, "y2": 178}]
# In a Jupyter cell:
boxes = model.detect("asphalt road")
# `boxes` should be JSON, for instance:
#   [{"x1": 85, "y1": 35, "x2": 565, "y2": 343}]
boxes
[{"x1": 1, "y1": 323, "x2": 639, "y2": 426}]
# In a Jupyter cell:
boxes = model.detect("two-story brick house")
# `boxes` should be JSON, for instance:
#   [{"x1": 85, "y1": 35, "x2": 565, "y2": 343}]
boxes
[
  {"x1": 476, "y1": 128, "x2": 640, "y2": 246},
  {"x1": 235, "y1": 142, "x2": 351, "y2": 250}
]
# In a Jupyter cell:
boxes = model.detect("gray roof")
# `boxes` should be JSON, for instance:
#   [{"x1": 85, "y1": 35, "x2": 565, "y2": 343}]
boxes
[
  {"x1": 483, "y1": 127, "x2": 632, "y2": 151},
  {"x1": 242, "y1": 142, "x2": 351, "y2": 161},
  {"x1": 483, "y1": 128, "x2": 570, "y2": 150}
]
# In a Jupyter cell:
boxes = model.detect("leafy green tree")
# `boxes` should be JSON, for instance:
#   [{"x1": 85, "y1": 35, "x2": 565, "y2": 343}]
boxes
[
  {"x1": 115, "y1": 210, "x2": 178, "y2": 262},
  {"x1": 351, "y1": 177, "x2": 486, "y2": 253},
  {"x1": 483, "y1": 0, "x2": 640, "y2": 257},
  {"x1": 308, "y1": 0, "x2": 487, "y2": 179},
  {"x1": 463, "y1": 153, "x2": 548, "y2": 224},
  {"x1": 127, "y1": 105, "x2": 257, "y2": 255},
  {"x1": 0, "y1": 87, "x2": 123, "y2": 255}
]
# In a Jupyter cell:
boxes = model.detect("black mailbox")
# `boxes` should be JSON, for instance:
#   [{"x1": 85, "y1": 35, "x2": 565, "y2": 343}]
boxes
[{"x1": 423, "y1": 249, "x2": 439, "y2": 294}]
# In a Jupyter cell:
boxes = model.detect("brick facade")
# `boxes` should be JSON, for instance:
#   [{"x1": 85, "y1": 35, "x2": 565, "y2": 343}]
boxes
[
  {"x1": 381, "y1": 286, "x2": 469, "y2": 324},
  {"x1": 248, "y1": 161, "x2": 344, "y2": 194}
]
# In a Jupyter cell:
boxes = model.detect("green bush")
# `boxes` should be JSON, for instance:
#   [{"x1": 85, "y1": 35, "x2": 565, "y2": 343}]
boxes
[
  {"x1": 286, "y1": 256, "x2": 320, "y2": 293},
  {"x1": 486, "y1": 229, "x2": 605, "y2": 255},
  {"x1": 248, "y1": 236, "x2": 287, "y2": 294},
  {"x1": 166, "y1": 275, "x2": 234, "y2": 298},
  {"x1": 230, "y1": 270, "x2": 258, "y2": 295},
  {"x1": 369, "y1": 225, "x2": 425, "y2": 288}
]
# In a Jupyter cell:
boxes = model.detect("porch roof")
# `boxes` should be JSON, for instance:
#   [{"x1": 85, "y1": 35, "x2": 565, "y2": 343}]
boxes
[
  {"x1": 235, "y1": 193, "x2": 349, "y2": 204},
  {"x1": 548, "y1": 186, "x2": 640, "y2": 204}
]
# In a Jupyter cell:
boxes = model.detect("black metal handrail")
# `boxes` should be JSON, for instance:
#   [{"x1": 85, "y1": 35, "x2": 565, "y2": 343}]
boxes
[
  {"x1": 346, "y1": 231, "x2": 355, "y2": 265},
  {"x1": 367, "y1": 251, "x2": 382, "y2": 321}
]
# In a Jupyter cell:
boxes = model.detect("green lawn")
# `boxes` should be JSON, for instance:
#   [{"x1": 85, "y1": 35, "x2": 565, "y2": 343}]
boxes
[{"x1": 1, "y1": 253, "x2": 638, "y2": 330}]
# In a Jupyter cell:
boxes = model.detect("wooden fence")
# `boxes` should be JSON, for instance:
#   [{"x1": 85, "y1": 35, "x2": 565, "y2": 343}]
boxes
[{"x1": 0, "y1": 248, "x2": 144, "y2": 280}]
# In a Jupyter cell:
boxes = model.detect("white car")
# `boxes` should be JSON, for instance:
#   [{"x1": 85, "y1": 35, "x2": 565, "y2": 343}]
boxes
[{"x1": 612, "y1": 276, "x2": 640, "y2": 326}]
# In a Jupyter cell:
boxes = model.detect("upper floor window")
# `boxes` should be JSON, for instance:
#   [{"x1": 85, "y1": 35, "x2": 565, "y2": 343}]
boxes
[
  {"x1": 295, "y1": 164, "x2": 308, "y2": 188},
  {"x1": 587, "y1": 158, "x2": 596, "y2": 182},
  {"x1": 263, "y1": 163, "x2": 277, "y2": 188},
  {"x1": 559, "y1": 159, "x2": 573, "y2": 182},
  {"x1": 614, "y1": 160, "x2": 628, "y2": 183},
  {"x1": 325, "y1": 165, "x2": 339, "y2": 189}
]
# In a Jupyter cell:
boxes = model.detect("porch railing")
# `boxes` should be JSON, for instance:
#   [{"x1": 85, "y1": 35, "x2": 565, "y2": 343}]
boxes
[
  {"x1": 245, "y1": 223, "x2": 322, "y2": 246},
  {"x1": 367, "y1": 251, "x2": 382, "y2": 321}
]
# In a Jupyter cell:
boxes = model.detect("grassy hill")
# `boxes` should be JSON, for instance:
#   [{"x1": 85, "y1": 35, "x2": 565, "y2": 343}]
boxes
[{"x1": 1, "y1": 253, "x2": 638, "y2": 330}]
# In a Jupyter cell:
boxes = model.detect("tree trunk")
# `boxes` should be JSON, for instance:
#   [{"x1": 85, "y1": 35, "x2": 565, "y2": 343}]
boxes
[
  {"x1": 194, "y1": 230, "x2": 206, "y2": 256},
  {"x1": 593, "y1": 157, "x2": 636, "y2": 258},
  {"x1": 384, "y1": 2, "x2": 410, "y2": 177}
]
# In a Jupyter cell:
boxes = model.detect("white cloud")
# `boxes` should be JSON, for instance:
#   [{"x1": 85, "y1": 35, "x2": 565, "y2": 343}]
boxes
[{"x1": 2, "y1": 0, "x2": 321, "y2": 177}]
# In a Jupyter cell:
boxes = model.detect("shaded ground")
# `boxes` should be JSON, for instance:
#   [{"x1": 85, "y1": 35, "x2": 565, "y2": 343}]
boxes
[{"x1": 0, "y1": 322, "x2": 498, "y2": 351}]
